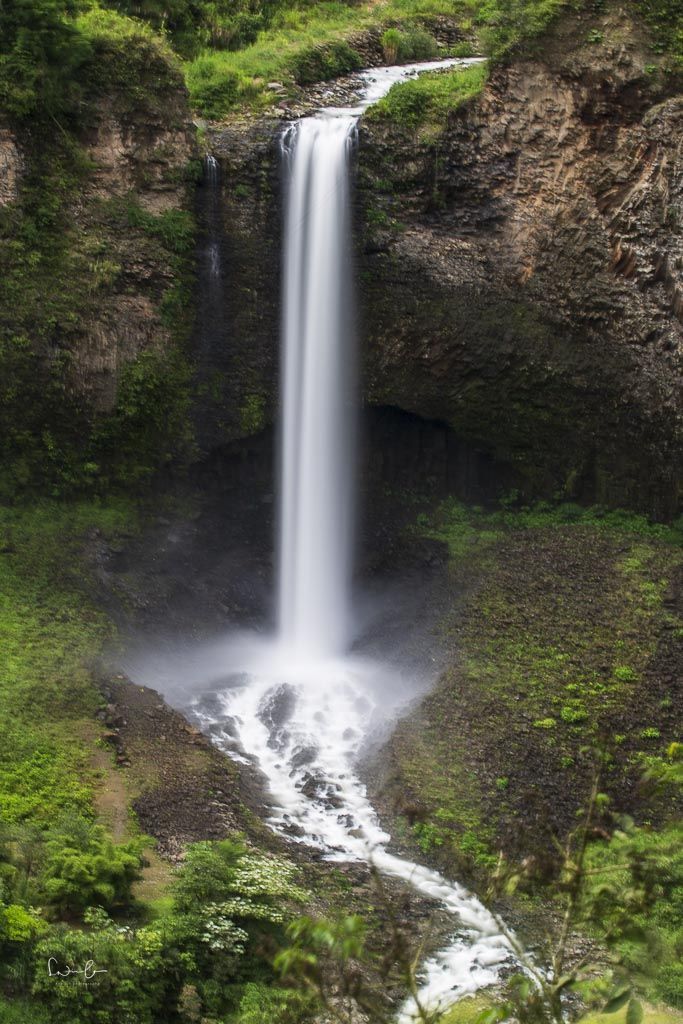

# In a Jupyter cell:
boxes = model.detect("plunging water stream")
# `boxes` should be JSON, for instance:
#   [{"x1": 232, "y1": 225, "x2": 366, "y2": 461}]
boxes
[{"x1": 132, "y1": 58, "x2": 517, "y2": 1021}]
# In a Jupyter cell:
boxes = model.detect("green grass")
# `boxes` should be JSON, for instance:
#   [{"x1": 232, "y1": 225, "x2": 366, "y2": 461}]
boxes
[
  {"x1": 184, "y1": 0, "x2": 475, "y2": 117},
  {"x1": 0, "y1": 500, "x2": 141, "y2": 825},
  {"x1": 418, "y1": 498, "x2": 683, "y2": 566},
  {"x1": 365, "y1": 61, "x2": 488, "y2": 135}
]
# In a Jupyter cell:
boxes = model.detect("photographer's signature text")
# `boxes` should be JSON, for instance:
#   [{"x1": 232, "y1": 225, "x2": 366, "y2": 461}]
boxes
[{"x1": 48, "y1": 957, "x2": 107, "y2": 981}]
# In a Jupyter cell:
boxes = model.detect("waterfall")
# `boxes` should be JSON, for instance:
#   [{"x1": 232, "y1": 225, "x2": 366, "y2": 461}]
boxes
[
  {"x1": 131, "y1": 59, "x2": 517, "y2": 1024},
  {"x1": 204, "y1": 154, "x2": 221, "y2": 281},
  {"x1": 278, "y1": 115, "x2": 356, "y2": 658}
]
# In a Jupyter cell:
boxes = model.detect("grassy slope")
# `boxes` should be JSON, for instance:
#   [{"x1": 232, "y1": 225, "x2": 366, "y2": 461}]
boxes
[
  {"x1": 375, "y1": 501, "x2": 682, "y2": 1005},
  {"x1": 0, "y1": 501, "x2": 138, "y2": 826},
  {"x1": 440, "y1": 997, "x2": 683, "y2": 1024},
  {"x1": 184, "y1": 0, "x2": 682, "y2": 119}
]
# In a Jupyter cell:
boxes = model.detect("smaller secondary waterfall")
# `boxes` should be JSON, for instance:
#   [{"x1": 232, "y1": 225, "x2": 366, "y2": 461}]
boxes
[
  {"x1": 129, "y1": 58, "x2": 520, "y2": 1023},
  {"x1": 278, "y1": 116, "x2": 356, "y2": 658},
  {"x1": 204, "y1": 154, "x2": 222, "y2": 281}
]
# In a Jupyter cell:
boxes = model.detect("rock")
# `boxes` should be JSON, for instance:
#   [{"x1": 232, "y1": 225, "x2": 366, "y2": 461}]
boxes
[
  {"x1": 0, "y1": 128, "x2": 22, "y2": 206},
  {"x1": 356, "y1": 10, "x2": 682, "y2": 517}
]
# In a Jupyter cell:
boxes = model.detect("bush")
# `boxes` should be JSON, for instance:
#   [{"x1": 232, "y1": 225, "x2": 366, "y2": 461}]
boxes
[
  {"x1": 380, "y1": 26, "x2": 438, "y2": 63},
  {"x1": 381, "y1": 27, "x2": 402, "y2": 62},
  {"x1": 0, "y1": 0, "x2": 92, "y2": 121},
  {"x1": 236, "y1": 981, "x2": 315, "y2": 1023},
  {"x1": 32, "y1": 920, "x2": 181, "y2": 1024},
  {"x1": 186, "y1": 55, "x2": 241, "y2": 117},
  {"x1": 289, "y1": 40, "x2": 362, "y2": 85},
  {"x1": 367, "y1": 61, "x2": 488, "y2": 132},
  {"x1": 39, "y1": 815, "x2": 143, "y2": 917}
]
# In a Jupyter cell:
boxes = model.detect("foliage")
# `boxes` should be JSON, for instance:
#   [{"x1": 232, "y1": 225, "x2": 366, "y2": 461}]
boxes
[
  {"x1": 1, "y1": 836, "x2": 309, "y2": 1022},
  {"x1": 0, "y1": 500, "x2": 138, "y2": 828},
  {"x1": 583, "y1": 818, "x2": 683, "y2": 1008},
  {"x1": 381, "y1": 25, "x2": 438, "y2": 62},
  {"x1": 0, "y1": 0, "x2": 92, "y2": 121},
  {"x1": 479, "y1": 766, "x2": 683, "y2": 1023},
  {"x1": 109, "y1": 0, "x2": 274, "y2": 58},
  {"x1": 31, "y1": 918, "x2": 186, "y2": 1024},
  {"x1": 39, "y1": 815, "x2": 144, "y2": 916},
  {"x1": 366, "y1": 62, "x2": 488, "y2": 135},
  {"x1": 289, "y1": 39, "x2": 362, "y2": 85},
  {"x1": 171, "y1": 839, "x2": 308, "y2": 1013},
  {"x1": 236, "y1": 980, "x2": 316, "y2": 1023}
]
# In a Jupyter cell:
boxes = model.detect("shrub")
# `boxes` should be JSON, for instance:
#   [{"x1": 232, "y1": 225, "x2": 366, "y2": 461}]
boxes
[
  {"x1": 32, "y1": 920, "x2": 181, "y2": 1024},
  {"x1": 380, "y1": 26, "x2": 438, "y2": 64},
  {"x1": 381, "y1": 27, "x2": 402, "y2": 63},
  {"x1": 186, "y1": 56, "x2": 241, "y2": 117},
  {"x1": 0, "y1": 0, "x2": 92, "y2": 121},
  {"x1": 289, "y1": 40, "x2": 362, "y2": 85},
  {"x1": 236, "y1": 981, "x2": 315, "y2": 1023},
  {"x1": 39, "y1": 815, "x2": 143, "y2": 917}
]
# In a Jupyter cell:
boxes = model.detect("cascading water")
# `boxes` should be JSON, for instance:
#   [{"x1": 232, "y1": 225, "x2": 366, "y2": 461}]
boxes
[
  {"x1": 131, "y1": 58, "x2": 519, "y2": 1021},
  {"x1": 278, "y1": 115, "x2": 356, "y2": 658},
  {"x1": 204, "y1": 154, "x2": 222, "y2": 281}
]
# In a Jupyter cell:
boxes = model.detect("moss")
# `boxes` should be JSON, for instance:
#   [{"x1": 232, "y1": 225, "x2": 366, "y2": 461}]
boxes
[
  {"x1": 0, "y1": 153, "x2": 197, "y2": 496},
  {"x1": 239, "y1": 394, "x2": 267, "y2": 435}
]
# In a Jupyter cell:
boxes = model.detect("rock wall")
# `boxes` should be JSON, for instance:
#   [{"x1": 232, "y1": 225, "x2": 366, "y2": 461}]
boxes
[
  {"x1": 194, "y1": 120, "x2": 281, "y2": 452},
  {"x1": 0, "y1": 42, "x2": 199, "y2": 492},
  {"x1": 357, "y1": 4, "x2": 683, "y2": 516}
]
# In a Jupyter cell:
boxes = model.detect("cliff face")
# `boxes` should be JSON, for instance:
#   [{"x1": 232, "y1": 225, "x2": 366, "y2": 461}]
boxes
[
  {"x1": 71, "y1": 92, "x2": 196, "y2": 412},
  {"x1": 358, "y1": 5, "x2": 683, "y2": 516},
  {"x1": 0, "y1": 38, "x2": 197, "y2": 494},
  {"x1": 194, "y1": 121, "x2": 281, "y2": 453}
]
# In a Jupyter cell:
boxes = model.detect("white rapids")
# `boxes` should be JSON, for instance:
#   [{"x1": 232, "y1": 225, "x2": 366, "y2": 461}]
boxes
[{"x1": 190, "y1": 640, "x2": 514, "y2": 1020}]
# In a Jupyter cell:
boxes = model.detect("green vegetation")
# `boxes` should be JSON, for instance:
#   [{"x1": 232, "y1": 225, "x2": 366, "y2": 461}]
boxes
[
  {"x1": 380, "y1": 25, "x2": 438, "y2": 62},
  {"x1": 1, "y1": 834, "x2": 311, "y2": 1024},
  {"x1": 0, "y1": 500, "x2": 140, "y2": 826},
  {"x1": 582, "y1": 816, "x2": 683, "y2": 1009},
  {"x1": 635, "y1": 0, "x2": 683, "y2": 69},
  {"x1": 383, "y1": 498, "x2": 682, "y2": 1007},
  {"x1": 366, "y1": 61, "x2": 488, "y2": 135},
  {"x1": 0, "y1": 498, "x2": 319, "y2": 1023}
]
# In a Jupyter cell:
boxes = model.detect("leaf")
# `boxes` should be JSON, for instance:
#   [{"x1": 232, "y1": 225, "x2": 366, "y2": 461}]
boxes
[
  {"x1": 604, "y1": 990, "x2": 631, "y2": 1013},
  {"x1": 626, "y1": 1000, "x2": 644, "y2": 1024},
  {"x1": 475, "y1": 1006, "x2": 508, "y2": 1024}
]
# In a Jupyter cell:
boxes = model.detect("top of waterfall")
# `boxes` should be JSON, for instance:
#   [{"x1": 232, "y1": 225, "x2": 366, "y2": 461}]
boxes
[{"x1": 316, "y1": 56, "x2": 486, "y2": 120}]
